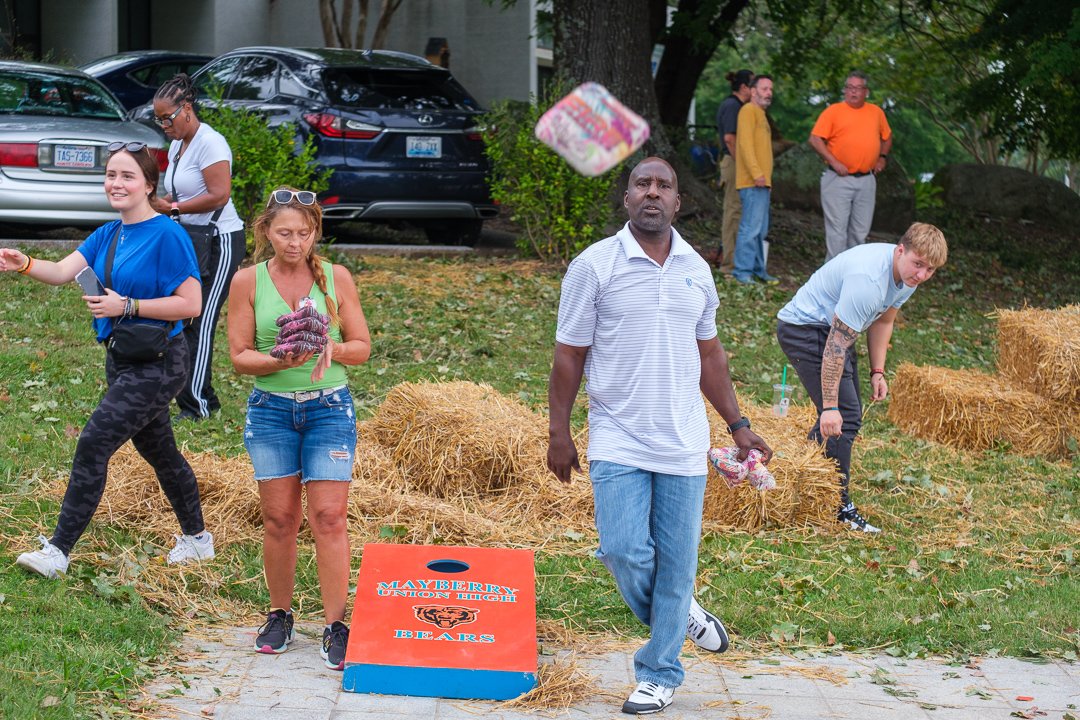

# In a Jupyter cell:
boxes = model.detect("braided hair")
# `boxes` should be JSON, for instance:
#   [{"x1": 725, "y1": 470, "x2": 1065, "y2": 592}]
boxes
[
  {"x1": 251, "y1": 187, "x2": 340, "y2": 327},
  {"x1": 154, "y1": 73, "x2": 198, "y2": 115}
]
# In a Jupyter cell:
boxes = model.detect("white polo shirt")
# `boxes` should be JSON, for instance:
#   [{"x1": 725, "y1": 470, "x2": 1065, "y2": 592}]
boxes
[{"x1": 556, "y1": 222, "x2": 720, "y2": 476}]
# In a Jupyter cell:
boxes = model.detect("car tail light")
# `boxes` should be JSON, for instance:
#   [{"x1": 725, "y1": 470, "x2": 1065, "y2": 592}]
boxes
[
  {"x1": 150, "y1": 148, "x2": 168, "y2": 173},
  {"x1": 304, "y1": 113, "x2": 382, "y2": 139},
  {"x1": 321, "y1": 195, "x2": 340, "y2": 205},
  {"x1": 464, "y1": 125, "x2": 484, "y2": 142},
  {"x1": 0, "y1": 143, "x2": 38, "y2": 167}
]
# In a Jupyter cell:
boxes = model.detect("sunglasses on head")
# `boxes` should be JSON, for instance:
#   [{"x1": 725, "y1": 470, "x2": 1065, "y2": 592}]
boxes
[
  {"x1": 107, "y1": 141, "x2": 149, "y2": 155},
  {"x1": 267, "y1": 189, "x2": 318, "y2": 207}
]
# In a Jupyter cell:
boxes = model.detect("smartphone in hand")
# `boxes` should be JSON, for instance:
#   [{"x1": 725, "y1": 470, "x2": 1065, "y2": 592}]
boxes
[{"x1": 75, "y1": 267, "x2": 106, "y2": 296}]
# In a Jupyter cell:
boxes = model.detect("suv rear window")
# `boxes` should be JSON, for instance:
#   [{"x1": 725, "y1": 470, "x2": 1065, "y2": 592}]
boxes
[{"x1": 322, "y1": 68, "x2": 480, "y2": 112}]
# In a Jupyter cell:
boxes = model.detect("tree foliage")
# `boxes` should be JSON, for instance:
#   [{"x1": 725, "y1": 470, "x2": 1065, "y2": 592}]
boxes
[
  {"x1": 199, "y1": 103, "x2": 331, "y2": 227},
  {"x1": 960, "y1": 0, "x2": 1080, "y2": 163},
  {"x1": 482, "y1": 90, "x2": 618, "y2": 264}
]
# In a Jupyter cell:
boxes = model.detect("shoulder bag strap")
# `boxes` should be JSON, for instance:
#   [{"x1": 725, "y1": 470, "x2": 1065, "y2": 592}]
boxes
[{"x1": 103, "y1": 224, "x2": 122, "y2": 290}]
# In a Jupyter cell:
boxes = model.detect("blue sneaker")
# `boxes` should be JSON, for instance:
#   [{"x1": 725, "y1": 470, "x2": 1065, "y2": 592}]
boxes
[
  {"x1": 756, "y1": 273, "x2": 780, "y2": 285},
  {"x1": 732, "y1": 274, "x2": 755, "y2": 284}
]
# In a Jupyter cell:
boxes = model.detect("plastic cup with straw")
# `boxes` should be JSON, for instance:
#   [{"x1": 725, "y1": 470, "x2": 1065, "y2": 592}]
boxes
[{"x1": 773, "y1": 365, "x2": 793, "y2": 417}]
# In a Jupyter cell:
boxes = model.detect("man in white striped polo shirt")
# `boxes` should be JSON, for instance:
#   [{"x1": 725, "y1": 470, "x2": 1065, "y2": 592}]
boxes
[{"x1": 548, "y1": 157, "x2": 773, "y2": 716}]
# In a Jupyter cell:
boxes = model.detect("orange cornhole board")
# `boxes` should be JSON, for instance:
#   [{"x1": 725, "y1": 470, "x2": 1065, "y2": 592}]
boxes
[{"x1": 342, "y1": 543, "x2": 537, "y2": 700}]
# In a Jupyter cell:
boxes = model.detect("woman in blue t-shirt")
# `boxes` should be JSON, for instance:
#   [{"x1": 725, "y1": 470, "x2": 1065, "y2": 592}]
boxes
[{"x1": 0, "y1": 143, "x2": 214, "y2": 579}]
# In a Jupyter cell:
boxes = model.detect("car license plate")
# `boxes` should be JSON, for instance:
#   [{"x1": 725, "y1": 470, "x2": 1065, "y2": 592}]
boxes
[
  {"x1": 54, "y1": 145, "x2": 97, "y2": 169},
  {"x1": 406, "y1": 136, "x2": 441, "y2": 159}
]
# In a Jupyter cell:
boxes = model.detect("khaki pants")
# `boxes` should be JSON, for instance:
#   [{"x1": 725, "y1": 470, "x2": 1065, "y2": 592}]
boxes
[{"x1": 719, "y1": 154, "x2": 740, "y2": 273}]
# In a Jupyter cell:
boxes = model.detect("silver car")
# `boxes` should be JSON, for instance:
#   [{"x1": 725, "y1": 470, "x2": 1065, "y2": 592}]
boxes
[{"x1": 0, "y1": 60, "x2": 167, "y2": 226}]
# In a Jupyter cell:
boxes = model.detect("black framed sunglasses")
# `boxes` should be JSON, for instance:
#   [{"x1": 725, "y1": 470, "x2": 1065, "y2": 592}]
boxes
[
  {"x1": 107, "y1": 141, "x2": 149, "y2": 155},
  {"x1": 153, "y1": 105, "x2": 184, "y2": 128},
  {"x1": 267, "y1": 189, "x2": 318, "y2": 207}
]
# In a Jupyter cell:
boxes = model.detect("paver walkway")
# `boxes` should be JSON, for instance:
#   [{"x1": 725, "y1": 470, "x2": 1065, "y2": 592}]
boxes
[{"x1": 146, "y1": 623, "x2": 1079, "y2": 719}]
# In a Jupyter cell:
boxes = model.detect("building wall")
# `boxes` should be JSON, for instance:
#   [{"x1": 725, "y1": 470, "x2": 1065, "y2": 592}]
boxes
[
  {"x1": 42, "y1": 0, "x2": 117, "y2": 64},
  {"x1": 379, "y1": 0, "x2": 536, "y2": 106},
  {"x1": 151, "y1": 0, "x2": 216, "y2": 55}
]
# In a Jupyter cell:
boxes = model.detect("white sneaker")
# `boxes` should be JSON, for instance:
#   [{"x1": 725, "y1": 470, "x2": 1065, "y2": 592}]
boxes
[
  {"x1": 167, "y1": 532, "x2": 215, "y2": 565},
  {"x1": 687, "y1": 597, "x2": 730, "y2": 653},
  {"x1": 16, "y1": 535, "x2": 69, "y2": 579},
  {"x1": 621, "y1": 681, "x2": 674, "y2": 715}
]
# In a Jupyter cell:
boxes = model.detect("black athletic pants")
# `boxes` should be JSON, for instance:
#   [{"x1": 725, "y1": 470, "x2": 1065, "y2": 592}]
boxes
[
  {"x1": 51, "y1": 334, "x2": 205, "y2": 555},
  {"x1": 176, "y1": 229, "x2": 246, "y2": 417},
  {"x1": 776, "y1": 320, "x2": 862, "y2": 507}
]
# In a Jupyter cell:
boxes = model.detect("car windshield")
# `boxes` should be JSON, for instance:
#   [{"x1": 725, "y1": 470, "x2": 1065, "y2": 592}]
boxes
[
  {"x1": 0, "y1": 71, "x2": 125, "y2": 120},
  {"x1": 322, "y1": 68, "x2": 480, "y2": 112}
]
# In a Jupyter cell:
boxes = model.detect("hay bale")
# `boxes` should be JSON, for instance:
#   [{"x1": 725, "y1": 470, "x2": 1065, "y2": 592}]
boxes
[
  {"x1": 703, "y1": 399, "x2": 841, "y2": 532},
  {"x1": 997, "y1": 305, "x2": 1080, "y2": 408},
  {"x1": 888, "y1": 363, "x2": 1077, "y2": 458},
  {"x1": 367, "y1": 381, "x2": 550, "y2": 498},
  {"x1": 356, "y1": 414, "x2": 593, "y2": 546}
]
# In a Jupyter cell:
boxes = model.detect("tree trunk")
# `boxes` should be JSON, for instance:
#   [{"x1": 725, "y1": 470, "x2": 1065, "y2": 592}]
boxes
[
  {"x1": 318, "y1": 0, "x2": 339, "y2": 47},
  {"x1": 552, "y1": 0, "x2": 672, "y2": 159},
  {"x1": 371, "y1": 0, "x2": 403, "y2": 49},
  {"x1": 654, "y1": 0, "x2": 748, "y2": 128},
  {"x1": 356, "y1": 0, "x2": 369, "y2": 48}
]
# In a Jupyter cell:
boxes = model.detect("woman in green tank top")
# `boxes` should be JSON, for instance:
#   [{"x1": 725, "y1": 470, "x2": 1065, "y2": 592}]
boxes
[{"x1": 227, "y1": 187, "x2": 371, "y2": 670}]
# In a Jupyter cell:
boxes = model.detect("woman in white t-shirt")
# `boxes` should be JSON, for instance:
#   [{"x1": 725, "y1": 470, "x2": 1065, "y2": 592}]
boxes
[{"x1": 150, "y1": 73, "x2": 247, "y2": 421}]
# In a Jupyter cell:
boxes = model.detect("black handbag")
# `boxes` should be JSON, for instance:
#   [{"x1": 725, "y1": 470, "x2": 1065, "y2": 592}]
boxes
[
  {"x1": 103, "y1": 226, "x2": 169, "y2": 363},
  {"x1": 179, "y1": 206, "x2": 224, "y2": 280},
  {"x1": 167, "y1": 159, "x2": 225, "y2": 280}
]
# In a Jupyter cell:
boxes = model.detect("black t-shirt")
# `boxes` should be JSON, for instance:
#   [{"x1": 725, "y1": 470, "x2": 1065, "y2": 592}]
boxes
[{"x1": 716, "y1": 94, "x2": 745, "y2": 156}]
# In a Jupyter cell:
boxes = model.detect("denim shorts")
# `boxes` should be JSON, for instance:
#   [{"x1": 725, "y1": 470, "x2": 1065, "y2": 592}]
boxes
[{"x1": 244, "y1": 386, "x2": 357, "y2": 482}]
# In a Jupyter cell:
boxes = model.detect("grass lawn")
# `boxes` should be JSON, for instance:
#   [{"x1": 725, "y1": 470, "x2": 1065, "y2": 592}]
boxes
[{"x1": 0, "y1": 210, "x2": 1077, "y2": 718}]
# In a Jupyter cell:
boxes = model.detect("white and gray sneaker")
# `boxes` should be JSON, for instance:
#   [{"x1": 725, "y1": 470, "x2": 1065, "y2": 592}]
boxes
[
  {"x1": 167, "y1": 532, "x2": 216, "y2": 565},
  {"x1": 687, "y1": 597, "x2": 730, "y2": 653},
  {"x1": 16, "y1": 535, "x2": 69, "y2": 579},
  {"x1": 838, "y1": 503, "x2": 881, "y2": 533},
  {"x1": 621, "y1": 681, "x2": 674, "y2": 715}
]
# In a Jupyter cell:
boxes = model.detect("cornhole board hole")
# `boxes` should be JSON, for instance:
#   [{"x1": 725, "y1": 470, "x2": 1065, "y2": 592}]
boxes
[{"x1": 342, "y1": 543, "x2": 537, "y2": 700}]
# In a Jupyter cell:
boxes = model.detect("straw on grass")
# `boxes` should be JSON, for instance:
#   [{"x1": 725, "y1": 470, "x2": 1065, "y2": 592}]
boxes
[
  {"x1": 703, "y1": 399, "x2": 841, "y2": 532},
  {"x1": 498, "y1": 654, "x2": 600, "y2": 712},
  {"x1": 996, "y1": 305, "x2": 1080, "y2": 408},
  {"x1": 888, "y1": 362, "x2": 1077, "y2": 459}
]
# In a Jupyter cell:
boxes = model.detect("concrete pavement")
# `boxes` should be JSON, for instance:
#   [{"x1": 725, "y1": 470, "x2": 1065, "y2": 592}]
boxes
[{"x1": 145, "y1": 623, "x2": 1079, "y2": 719}]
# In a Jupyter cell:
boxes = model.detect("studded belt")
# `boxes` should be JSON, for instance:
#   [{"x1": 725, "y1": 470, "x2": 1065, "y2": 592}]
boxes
[{"x1": 267, "y1": 385, "x2": 347, "y2": 403}]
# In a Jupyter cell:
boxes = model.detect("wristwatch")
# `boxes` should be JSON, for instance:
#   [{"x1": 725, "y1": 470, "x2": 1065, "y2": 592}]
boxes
[
  {"x1": 170, "y1": 201, "x2": 180, "y2": 219},
  {"x1": 727, "y1": 416, "x2": 751, "y2": 434}
]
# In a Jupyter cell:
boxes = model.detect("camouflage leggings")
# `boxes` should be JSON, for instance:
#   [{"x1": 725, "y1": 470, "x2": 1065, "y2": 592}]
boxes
[{"x1": 51, "y1": 333, "x2": 205, "y2": 556}]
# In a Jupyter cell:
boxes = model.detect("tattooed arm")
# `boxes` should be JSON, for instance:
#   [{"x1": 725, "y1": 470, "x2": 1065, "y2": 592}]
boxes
[
  {"x1": 866, "y1": 307, "x2": 898, "y2": 402},
  {"x1": 820, "y1": 315, "x2": 860, "y2": 437}
]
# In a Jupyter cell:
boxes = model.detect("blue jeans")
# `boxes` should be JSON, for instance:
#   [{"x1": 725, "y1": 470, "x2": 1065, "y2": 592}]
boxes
[
  {"x1": 733, "y1": 187, "x2": 771, "y2": 281},
  {"x1": 590, "y1": 460, "x2": 707, "y2": 688},
  {"x1": 244, "y1": 387, "x2": 357, "y2": 482}
]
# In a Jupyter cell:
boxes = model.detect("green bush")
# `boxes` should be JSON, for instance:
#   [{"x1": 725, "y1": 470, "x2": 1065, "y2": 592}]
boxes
[
  {"x1": 914, "y1": 179, "x2": 945, "y2": 211},
  {"x1": 483, "y1": 88, "x2": 618, "y2": 263},
  {"x1": 199, "y1": 102, "x2": 331, "y2": 228}
]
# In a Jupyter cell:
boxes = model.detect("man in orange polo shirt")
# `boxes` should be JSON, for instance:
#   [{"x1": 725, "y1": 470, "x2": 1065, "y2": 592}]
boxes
[{"x1": 809, "y1": 71, "x2": 892, "y2": 261}]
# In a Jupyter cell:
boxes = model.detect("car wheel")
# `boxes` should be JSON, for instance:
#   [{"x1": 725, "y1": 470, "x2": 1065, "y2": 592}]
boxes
[{"x1": 422, "y1": 219, "x2": 482, "y2": 247}]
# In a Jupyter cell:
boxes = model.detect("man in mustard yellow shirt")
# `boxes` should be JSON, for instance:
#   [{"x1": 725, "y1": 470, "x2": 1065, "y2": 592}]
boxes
[
  {"x1": 809, "y1": 71, "x2": 893, "y2": 261},
  {"x1": 732, "y1": 74, "x2": 776, "y2": 285}
]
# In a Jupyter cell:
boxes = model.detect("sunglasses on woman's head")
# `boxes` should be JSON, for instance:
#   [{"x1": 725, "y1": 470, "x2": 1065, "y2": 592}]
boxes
[
  {"x1": 107, "y1": 141, "x2": 149, "y2": 155},
  {"x1": 267, "y1": 190, "x2": 318, "y2": 207}
]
